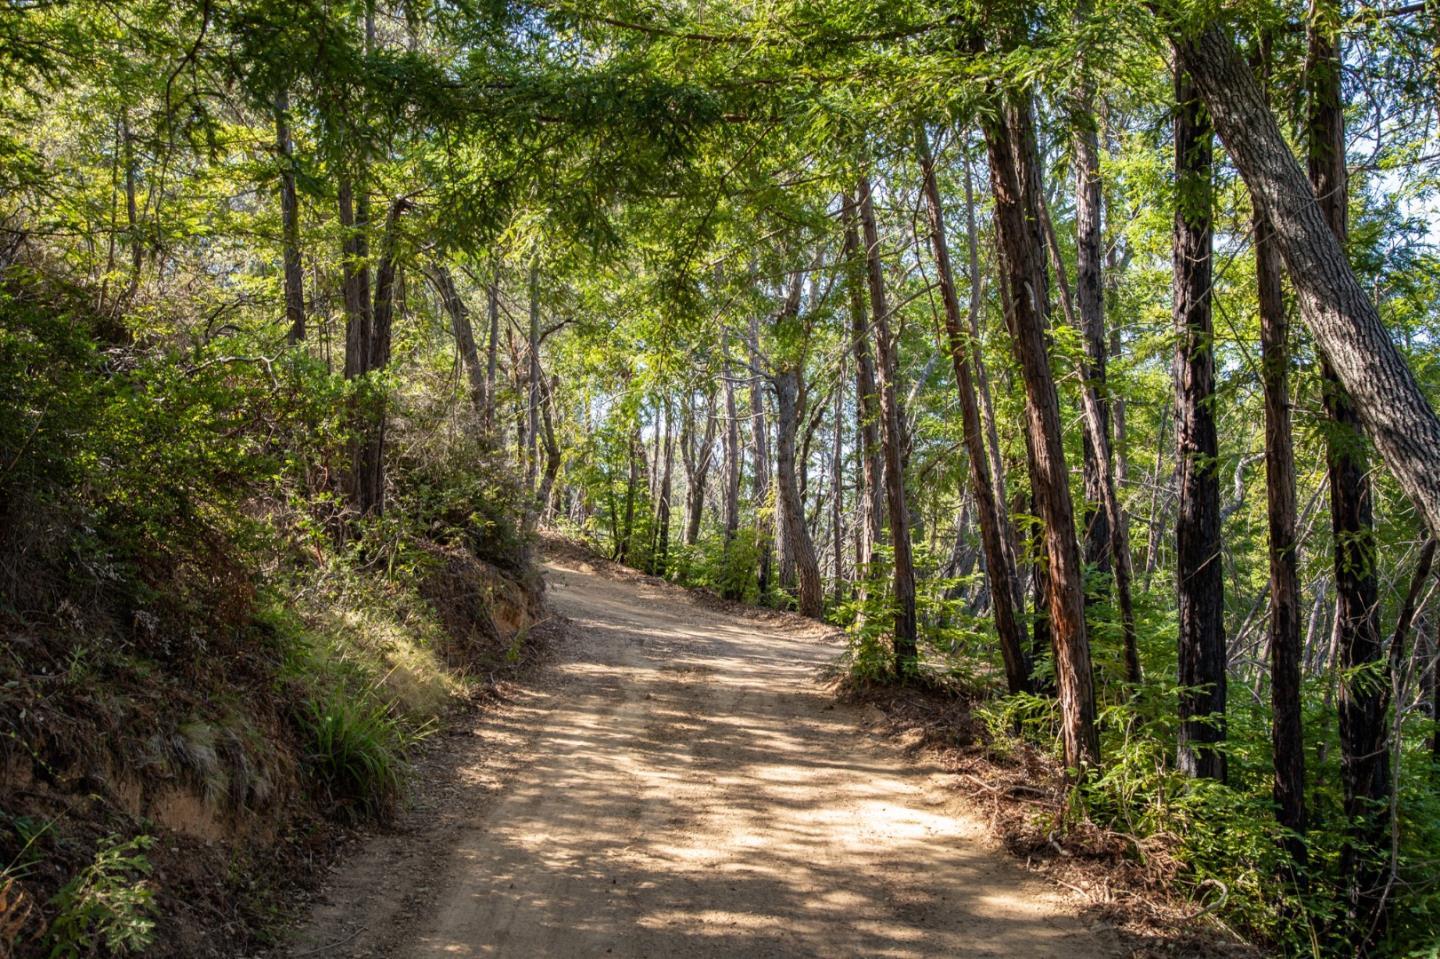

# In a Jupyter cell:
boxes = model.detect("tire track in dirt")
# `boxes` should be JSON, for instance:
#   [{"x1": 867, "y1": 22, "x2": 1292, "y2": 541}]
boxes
[{"x1": 278, "y1": 556, "x2": 1123, "y2": 958}]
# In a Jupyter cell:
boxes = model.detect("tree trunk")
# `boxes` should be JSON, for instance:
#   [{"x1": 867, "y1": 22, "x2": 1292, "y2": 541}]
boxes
[
  {"x1": 1173, "y1": 64, "x2": 1227, "y2": 782},
  {"x1": 431, "y1": 265, "x2": 486, "y2": 414},
  {"x1": 683, "y1": 389, "x2": 716, "y2": 547},
  {"x1": 339, "y1": 178, "x2": 371, "y2": 381},
  {"x1": 275, "y1": 91, "x2": 305, "y2": 344},
  {"x1": 1301, "y1": 9, "x2": 1390, "y2": 939},
  {"x1": 1173, "y1": 23, "x2": 1440, "y2": 538},
  {"x1": 485, "y1": 276, "x2": 500, "y2": 434},
  {"x1": 1072, "y1": 4, "x2": 1111, "y2": 580},
  {"x1": 1251, "y1": 40, "x2": 1307, "y2": 871},
  {"x1": 775, "y1": 364, "x2": 824, "y2": 618},
  {"x1": 748, "y1": 313, "x2": 773, "y2": 600},
  {"x1": 526, "y1": 264, "x2": 542, "y2": 504},
  {"x1": 537, "y1": 374, "x2": 562, "y2": 523},
  {"x1": 916, "y1": 125, "x2": 1031, "y2": 694},
  {"x1": 983, "y1": 92, "x2": 1100, "y2": 770},
  {"x1": 857, "y1": 175, "x2": 919, "y2": 678},
  {"x1": 842, "y1": 199, "x2": 885, "y2": 594},
  {"x1": 656, "y1": 397, "x2": 674, "y2": 576}
]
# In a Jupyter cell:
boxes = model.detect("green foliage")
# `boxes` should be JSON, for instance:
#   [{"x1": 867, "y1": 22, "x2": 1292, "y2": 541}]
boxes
[
  {"x1": 297, "y1": 692, "x2": 427, "y2": 823},
  {"x1": 45, "y1": 836, "x2": 157, "y2": 958}
]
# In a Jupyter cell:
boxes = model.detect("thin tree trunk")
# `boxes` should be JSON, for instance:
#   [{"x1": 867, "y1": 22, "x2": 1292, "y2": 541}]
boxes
[
  {"x1": 857, "y1": 176, "x2": 919, "y2": 678},
  {"x1": 275, "y1": 91, "x2": 305, "y2": 344},
  {"x1": 527, "y1": 264, "x2": 541, "y2": 503},
  {"x1": 917, "y1": 125, "x2": 1031, "y2": 694},
  {"x1": 1036, "y1": 167, "x2": 1140, "y2": 686},
  {"x1": 983, "y1": 91, "x2": 1100, "y2": 770},
  {"x1": 1173, "y1": 23, "x2": 1440, "y2": 538},
  {"x1": 842, "y1": 198, "x2": 885, "y2": 598},
  {"x1": 431, "y1": 265, "x2": 486, "y2": 414},
  {"x1": 537, "y1": 374, "x2": 562, "y2": 523},
  {"x1": 656, "y1": 396, "x2": 675, "y2": 576},
  {"x1": 1173, "y1": 64, "x2": 1227, "y2": 782},
  {"x1": 485, "y1": 276, "x2": 500, "y2": 434},
  {"x1": 832, "y1": 357, "x2": 846, "y2": 604},
  {"x1": 776, "y1": 364, "x2": 824, "y2": 618},
  {"x1": 749, "y1": 313, "x2": 773, "y2": 600}
]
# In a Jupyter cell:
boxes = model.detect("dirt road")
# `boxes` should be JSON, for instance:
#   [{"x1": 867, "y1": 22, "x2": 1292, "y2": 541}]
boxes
[{"x1": 284, "y1": 555, "x2": 1121, "y2": 958}]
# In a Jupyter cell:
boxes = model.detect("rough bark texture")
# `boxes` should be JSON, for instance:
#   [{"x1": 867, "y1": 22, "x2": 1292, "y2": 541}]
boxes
[
  {"x1": 1071, "y1": 7, "x2": 1111, "y2": 579},
  {"x1": 338, "y1": 178, "x2": 371, "y2": 381},
  {"x1": 1173, "y1": 24, "x2": 1440, "y2": 538},
  {"x1": 275, "y1": 91, "x2": 305, "y2": 344},
  {"x1": 1172, "y1": 67, "x2": 1227, "y2": 782},
  {"x1": 842, "y1": 198, "x2": 885, "y2": 591},
  {"x1": 917, "y1": 125, "x2": 1031, "y2": 694},
  {"x1": 983, "y1": 95, "x2": 1100, "y2": 770},
  {"x1": 775, "y1": 364, "x2": 824, "y2": 618},
  {"x1": 1301, "y1": 11, "x2": 1391, "y2": 939},
  {"x1": 858, "y1": 175, "x2": 919, "y2": 678},
  {"x1": 1255, "y1": 196, "x2": 1307, "y2": 865}
]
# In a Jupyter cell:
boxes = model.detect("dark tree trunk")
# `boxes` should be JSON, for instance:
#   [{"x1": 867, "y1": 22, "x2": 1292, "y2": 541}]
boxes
[
  {"x1": 338, "y1": 178, "x2": 371, "y2": 381},
  {"x1": 1072, "y1": 6, "x2": 1111, "y2": 581},
  {"x1": 1303, "y1": 11, "x2": 1390, "y2": 940},
  {"x1": 537, "y1": 374, "x2": 562, "y2": 523},
  {"x1": 683, "y1": 389, "x2": 716, "y2": 547},
  {"x1": 526, "y1": 264, "x2": 541, "y2": 507},
  {"x1": 619, "y1": 429, "x2": 639, "y2": 564},
  {"x1": 858, "y1": 175, "x2": 919, "y2": 678},
  {"x1": 1173, "y1": 23, "x2": 1440, "y2": 538},
  {"x1": 1251, "y1": 39, "x2": 1307, "y2": 871},
  {"x1": 275, "y1": 91, "x2": 305, "y2": 344},
  {"x1": 983, "y1": 92, "x2": 1100, "y2": 770},
  {"x1": 1257, "y1": 187, "x2": 1308, "y2": 867},
  {"x1": 917, "y1": 125, "x2": 1031, "y2": 694},
  {"x1": 1173, "y1": 65, "x2": 1227, "y2": 782}
]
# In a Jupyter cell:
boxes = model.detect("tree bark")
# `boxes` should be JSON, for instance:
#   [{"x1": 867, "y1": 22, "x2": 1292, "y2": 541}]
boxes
[
  {"x1": 858, "y1": 175, "x2": 919, "y2": 678},
  {"x1": 485, "y1": 276, "x2": 500, "y2": 434},
  {"x1": 1072, "y1": 0, "x2": 1111, "y2": 580},
  {"x1": 748, "y1": 312, "x2": 774, "y2": 600},
  {"x1": 916, "y1": 125, "x2": 1031, "y2": 694},
  {"x1": 430, "y1": 265, "x2": 486, "y2": 415},
  {"x1": 1172, "y1": 65, "x2": 1227, "y2": 782},
  {"x1": 656, "y1": 396, "x2": 675, "y2": 575},
  {"x1": 832, "y1": 359, "x2": 846, "y2": 603},
  {"x1": 775, "y1": 364, "x2": 824, "y2": 618},
  {"x1": 1173, "y1": 23, "x2": 1440, "y2": 538},
  {"x1": 275, "y1": 90, "x2": 305, "y2": 344},
  {"x1": 983, "y1": 92, "x2": 1100, "y2": 770},
  {"x1": 842, "y1": 197, "x2": 885, "y2": 598},
  {"x1": 1249, "y1": 38, "x2": 1307, "y2": 870}
]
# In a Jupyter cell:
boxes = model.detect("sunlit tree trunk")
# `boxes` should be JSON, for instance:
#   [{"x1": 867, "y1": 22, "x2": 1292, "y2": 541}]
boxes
[
  {"x1": 430, "y1": 265, "x2": 486, "y2": 415},
  {"x1": 983, "y1": 92, "x2": 1099, "y2": 770},
  {"x1": 841, "y1": 197, "x2": 884, "y2": 600},
  {"x1": 748, "y1": 312, "x2": 773, "y2": 600},
  {"x1": 857, "y1": 175, "x2": 918, "y2": 678},
  {"x1": 916, "y1": 125, "x2": 1031, "y2": 694}
]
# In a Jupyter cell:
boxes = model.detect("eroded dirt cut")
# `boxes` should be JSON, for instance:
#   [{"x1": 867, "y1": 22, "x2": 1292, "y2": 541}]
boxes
[{"x1": 284, "y1": 557, "x2": 1122, "y2": 958}]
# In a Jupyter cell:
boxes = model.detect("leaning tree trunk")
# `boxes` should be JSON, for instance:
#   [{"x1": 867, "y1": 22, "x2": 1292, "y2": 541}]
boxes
[
  {"x1": 1172, "y1": 64, "x2": 1227, "y2": 782},
  {"x1": 916, "y1": 125, "x2": 1031, "y2": 694},
  {"x1": 1304, "y1": 8, "x2": 1389, "y2": 940},
  {"x1": 983, "y1": 91, "x2": 1100, "y2": 771},
  {"x1": 431, "y1": 264, "x2": 486, "y2": 415},
  {"x1": 1173, "y1": 23, "x2": 1440, "y2": 538},
  {"x1": 857, "y1": 175, "x2": 919, "y2": 678},
  {"x1": 275, "y1": 90, "x2": 306, "y2": 344},
  {"x1": 1251, "y1": 41, "x2": 1307, "y2": 872}
]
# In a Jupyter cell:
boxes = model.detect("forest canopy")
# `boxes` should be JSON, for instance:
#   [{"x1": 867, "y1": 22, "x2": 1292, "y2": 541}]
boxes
[{"x1": 4, "y1": 0, "x2": 1440, "y2": 955}]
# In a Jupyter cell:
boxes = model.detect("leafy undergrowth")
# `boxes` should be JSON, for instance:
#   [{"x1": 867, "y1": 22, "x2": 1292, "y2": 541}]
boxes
[{"x1": 0, "y1": 276, "x2": 544, "y2": 957}]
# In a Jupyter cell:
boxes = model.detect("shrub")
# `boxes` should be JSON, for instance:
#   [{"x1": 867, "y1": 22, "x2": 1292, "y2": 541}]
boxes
[{"x1": 44, "y1": 835, "x2": 157, "y2": 958}]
